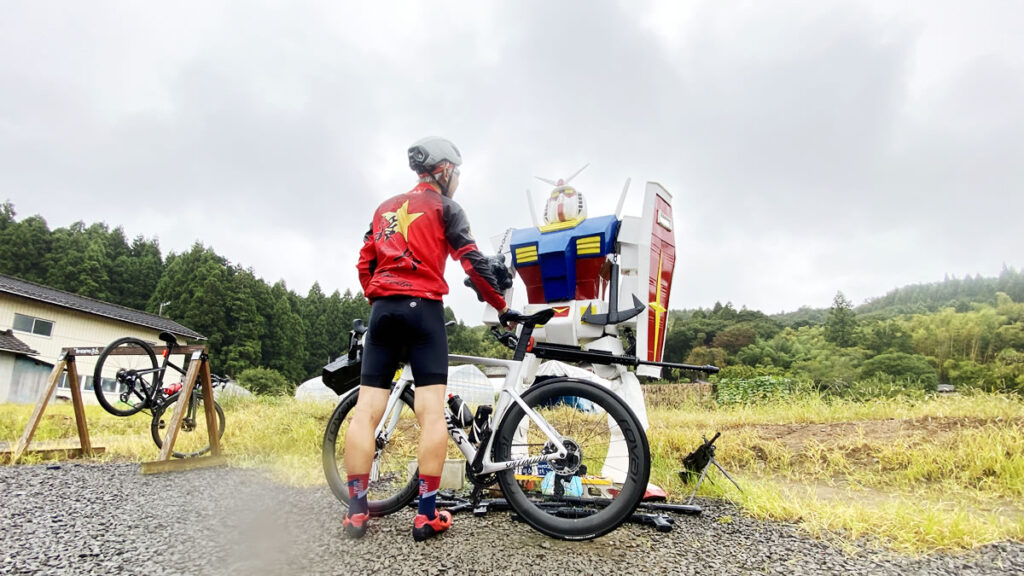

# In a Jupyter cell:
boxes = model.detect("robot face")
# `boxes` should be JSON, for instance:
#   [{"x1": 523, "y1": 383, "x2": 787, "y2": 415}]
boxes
[{"x1": 544, "y1": 186, "x2": 588, "y2": 224}]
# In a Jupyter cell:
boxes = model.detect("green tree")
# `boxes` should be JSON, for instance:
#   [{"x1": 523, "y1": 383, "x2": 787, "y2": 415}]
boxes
[
  {"x1": 219, "y1": 268, "x2": 265, "y2": 376},
  {"x1": 323, "y1": 291, "x2": 348, "y2": 362},
  {"x1": 118, "y1": 236, "x2": 164, "y2": 310},
  {"x1": 261, "y1": 282, "x2": 307, "y2": 382},
  {"x1": 711, "y1": 324, "x2": 758, "y2": 354},
  {"x1": 43, "y1": 223, "x2": 111, "y2": 300},
  {"x1": 148, "y1": 244, "x2": 231, "y2": 357},
  {"x1": 824, "y1": 291, "x2": 858, "y2": 348},
  {"x1": 102, "y1": 225, "x2": 133, "y2": 306},
  {"x1": 0, "y1": 200, "x2": 13, "y2": 231},
  {"x1": 0, "y1": 213, "x2": 52, "y2": 282},
  {"x1": 685, "y1": 346, "x2": 727, "y2": 368},
  {"x1": 862, "y1": 319, "x2": 913, "y2": 355},
  {"x1": 302, "y1": 282, "x2": 330, "y2": 378},
  {"x1": 859, "y1": 352, "x2": 938, "y2": 387}
]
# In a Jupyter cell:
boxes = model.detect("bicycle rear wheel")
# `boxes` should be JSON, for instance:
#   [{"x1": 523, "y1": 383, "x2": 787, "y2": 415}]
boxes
[
  {"x1": 93, "y1": 337, "x2": 158, "y2": 417},
  {"x1": 322, "y1": 387, "x2": 420, "y2": 517},
  {"x1": 151, "y1": 393, "x2": 225, "y2": 458},
  {"x1": 493, "y1": 377, "x2": 650, "y2": 540}
]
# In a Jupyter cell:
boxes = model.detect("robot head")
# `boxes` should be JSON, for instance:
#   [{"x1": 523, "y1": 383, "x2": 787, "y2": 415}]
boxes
[{"x1": 544, "y1": 186, "x2": 587, "y2": 225}]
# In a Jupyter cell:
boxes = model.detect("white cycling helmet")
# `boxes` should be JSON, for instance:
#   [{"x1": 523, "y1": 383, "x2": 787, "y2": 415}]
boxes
[{"x1": 408, "y1": 136, "x2": 463, "y2": 173}]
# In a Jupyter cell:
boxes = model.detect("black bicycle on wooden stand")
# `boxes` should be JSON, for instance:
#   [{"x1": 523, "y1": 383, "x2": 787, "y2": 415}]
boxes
[{"x1": 92, "y1": 332, "x2": 227, "y2": 458}]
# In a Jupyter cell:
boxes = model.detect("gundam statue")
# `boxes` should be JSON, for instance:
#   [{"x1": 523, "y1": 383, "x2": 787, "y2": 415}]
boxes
[{"x1": 482, "y1": 167, "x2": 709, "y2": 498}]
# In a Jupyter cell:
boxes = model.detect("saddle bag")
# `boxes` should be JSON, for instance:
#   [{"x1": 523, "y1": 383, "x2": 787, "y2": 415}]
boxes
[{"x1": 322, "y1": 346, "x2": 362, "y2": 396}]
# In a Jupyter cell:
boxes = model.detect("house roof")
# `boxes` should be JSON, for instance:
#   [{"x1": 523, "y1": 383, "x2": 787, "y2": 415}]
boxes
[
  {"x1": 0, "y1": 274, "x2": 205, "y2": 340},
  {"x1": 0, "y1": 329, "x2": 38, "y2": 356}
]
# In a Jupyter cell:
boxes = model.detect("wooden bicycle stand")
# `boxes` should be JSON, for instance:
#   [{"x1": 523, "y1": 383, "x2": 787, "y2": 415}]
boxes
[
  {"x1": 4, "y1": 344, "x2": 225, "y2": 474},
  {"x1": 139, "y1": 349, "x2": 226, "y2": 474},
  {"x1": 4, "y1": 349, "x2": 103, "y2": 464}
]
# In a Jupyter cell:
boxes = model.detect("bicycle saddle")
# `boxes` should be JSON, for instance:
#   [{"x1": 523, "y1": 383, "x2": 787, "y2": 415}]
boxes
[
  {"x1": 158, "y1": 331, "x2": 178, "y2": 347},
  {"x1": 510, "y1": 308, "x2": 556, "y2": 327},
  {"x1": 352, "y1": 319, "x2": 368, "y2": 335}
]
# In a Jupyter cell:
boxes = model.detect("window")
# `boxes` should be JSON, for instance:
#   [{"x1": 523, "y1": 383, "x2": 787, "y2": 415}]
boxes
[
  {"x1": 97, "y1": 376, "x2": 125, "y2": 395},
  {"x1": 12, "y1": 313, "x2": 54, "y2": 337}
]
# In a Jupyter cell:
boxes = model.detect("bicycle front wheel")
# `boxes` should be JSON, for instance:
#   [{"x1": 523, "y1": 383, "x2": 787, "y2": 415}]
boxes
[
  {"x1": 93, "y1": 337, "x2": 158, "y2": 417},
  {"x1": 493, "y1": 377, "x2": 651, "y2": 541},
  {"x1": 151, "y1": 393, "x2": 225, "y2": 458},
  {"x1": 322, "y1": 387, "x2": 420, "y2": 517}
]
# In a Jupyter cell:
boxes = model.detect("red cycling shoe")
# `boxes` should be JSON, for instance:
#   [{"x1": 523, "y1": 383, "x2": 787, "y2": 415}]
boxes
[
  {"x1": 343, "y1": 512, "x2": 369, "y2": 539},
  {"x1": 412, "y1": 510, "x2": 452, "y2": 542}
]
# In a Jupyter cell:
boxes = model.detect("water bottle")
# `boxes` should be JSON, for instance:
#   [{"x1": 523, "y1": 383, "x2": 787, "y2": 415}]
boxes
[
  {"x1": 469, "y1": 404, "x2": 493, "y2": 445},
  {"x1": 447, "y1": 394, "x2": 473, "y2": 428}
]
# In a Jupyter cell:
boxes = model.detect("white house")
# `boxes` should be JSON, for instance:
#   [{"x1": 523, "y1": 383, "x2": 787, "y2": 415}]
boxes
[
  {"x1": 0, "y1": 273, "x2": 204, "y2": 404},
  {"x1": 0, "y1": 329, "x2": 48, "y2": 404}
]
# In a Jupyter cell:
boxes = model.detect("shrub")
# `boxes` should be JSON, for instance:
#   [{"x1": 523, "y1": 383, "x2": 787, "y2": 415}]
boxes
[
  {"x1": 715, "y1": 375, "x2": 810, "y2": 405},
  {"x1": 237, "y1": 367, "x2": 294, "y2": 396},
  {"x1": 859, "y1": 353, "x2": 938, "y2": 388}
]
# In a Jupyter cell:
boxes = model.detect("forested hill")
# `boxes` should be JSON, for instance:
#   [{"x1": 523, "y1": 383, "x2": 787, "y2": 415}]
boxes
[
  {"x1": 855, "y1": 269, "x2": 1024, "y2": 318},
  {"x1": 0, "y1": 201, "x2": 372, "y2": 383},
  {"x1": 2, "y1": 201, "x2": 1022, "y2": 393},
  {"x1": 760, "y1": 269, "x2": 1024, "y2": 326}
]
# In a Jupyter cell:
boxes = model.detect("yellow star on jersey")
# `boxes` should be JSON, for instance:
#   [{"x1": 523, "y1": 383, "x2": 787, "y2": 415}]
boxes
[{"x1": 382, "y1": 200, "x2": 423, "y2": 242}]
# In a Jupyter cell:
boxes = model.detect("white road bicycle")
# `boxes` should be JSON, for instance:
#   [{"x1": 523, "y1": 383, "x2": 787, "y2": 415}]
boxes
[{"x1": 321, "y1": 309, "x2": 651, "y2": 541}]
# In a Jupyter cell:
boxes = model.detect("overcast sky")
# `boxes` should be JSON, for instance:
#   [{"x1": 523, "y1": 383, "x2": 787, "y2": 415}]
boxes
[{"x1": 2, "y1": 0, "x2": 1021, "y2": 323}]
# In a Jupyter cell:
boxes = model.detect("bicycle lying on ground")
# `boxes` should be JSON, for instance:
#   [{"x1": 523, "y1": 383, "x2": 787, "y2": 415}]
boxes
[
  {"x1": 321, "y1": 309, "x2": 719, "y2": 541},
  {"x1": 92, "y1": 332, "x2": 227, "y2": 458}
]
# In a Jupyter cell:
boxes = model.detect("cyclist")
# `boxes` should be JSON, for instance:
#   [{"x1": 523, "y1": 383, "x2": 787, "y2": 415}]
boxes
[{"x1": 344, "y1": 136, "x2": 517, "y2": 541}]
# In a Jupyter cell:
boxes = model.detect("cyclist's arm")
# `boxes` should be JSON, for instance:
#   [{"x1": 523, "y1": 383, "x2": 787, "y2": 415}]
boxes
[
  {"x1": 356, "y1": 224, "x2": 377, "y2": 293},
  {"x1": 458, "y1": 251, "x2": 508, "y2": 312},
  {"x1": 442, "y1": 199, "x2": 508, "y2": 313}
]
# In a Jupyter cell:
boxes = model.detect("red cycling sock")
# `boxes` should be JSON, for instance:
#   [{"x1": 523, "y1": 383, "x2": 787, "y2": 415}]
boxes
[
  {"x1": 417, "y1": 475, "x2": 442, "y2": 520},
  {"x1": 347, "y1": 473, "x2": 370, "y2": 516}
]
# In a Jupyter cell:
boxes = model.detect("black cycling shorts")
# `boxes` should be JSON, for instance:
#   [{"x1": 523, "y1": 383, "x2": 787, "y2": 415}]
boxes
[{"x1": 360, "y1": 296, "x2": 448, "y2": 389}]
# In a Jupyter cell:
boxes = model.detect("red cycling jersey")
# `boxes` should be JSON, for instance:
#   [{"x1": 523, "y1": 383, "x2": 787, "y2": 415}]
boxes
[{"x1": 357, "y1": 183, "x2": 508, "y2": 311}]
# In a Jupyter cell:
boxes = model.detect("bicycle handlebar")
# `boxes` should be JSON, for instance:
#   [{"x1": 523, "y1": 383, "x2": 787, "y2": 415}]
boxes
[{"x1": 488, "y1": 311, "x2": 721, "y2": 374}]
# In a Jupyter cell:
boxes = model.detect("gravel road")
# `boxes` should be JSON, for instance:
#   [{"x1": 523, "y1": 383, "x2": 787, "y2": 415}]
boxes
[{"x1": 1, "y1": 462, "x2": 1020, "y2": 575}]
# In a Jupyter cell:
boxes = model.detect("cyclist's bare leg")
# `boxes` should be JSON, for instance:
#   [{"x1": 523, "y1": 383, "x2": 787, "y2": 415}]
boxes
[
  {"x1": 343, "y1": 386, "x2": 390, "y2": 476},
  {"x1": 412, "y1": 382, "x2": 451, "y2": 535},
  {"x1": 413, "y1": 384, "x2": 447, "y2": 477}
]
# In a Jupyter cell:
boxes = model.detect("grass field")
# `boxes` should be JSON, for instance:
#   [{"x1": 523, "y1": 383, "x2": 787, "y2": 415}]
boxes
[{"x1": 2, "y1": 388, "x2": 1022, "y2": 553}]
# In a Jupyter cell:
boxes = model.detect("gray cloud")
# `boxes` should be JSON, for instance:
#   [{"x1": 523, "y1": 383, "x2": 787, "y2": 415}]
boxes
[{"x1": 1, "y1": 0, "x2": 1022, "y2": 321}]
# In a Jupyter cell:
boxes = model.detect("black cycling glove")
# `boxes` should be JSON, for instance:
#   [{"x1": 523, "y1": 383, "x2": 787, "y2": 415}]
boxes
[{"x1": 499, "y1": 308, "x2": 521, "y2": 328}]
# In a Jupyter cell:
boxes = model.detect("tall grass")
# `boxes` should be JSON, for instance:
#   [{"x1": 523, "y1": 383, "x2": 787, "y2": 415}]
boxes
[{"x1": 645, "y1": 388, "x2": 1024, "y2": 552}]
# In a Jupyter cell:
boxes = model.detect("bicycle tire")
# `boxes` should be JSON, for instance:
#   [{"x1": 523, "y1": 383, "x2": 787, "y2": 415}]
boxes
[
  {"x1": 93, "y1": 337, "x2": 158, "y2": 417},
  {"x1": 322, "y1": 387, "x2": 421, "y2": 517},
  {"x1": 493, "y1": 377, "x2": 651, "y2": 541},
  {"x1": 151, "y1": 393, "x2": 225, "y2": 458}
]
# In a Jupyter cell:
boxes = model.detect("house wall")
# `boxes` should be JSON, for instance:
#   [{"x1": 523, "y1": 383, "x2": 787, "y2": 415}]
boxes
[
  {"x1": 0, "y1": 293, "x2": 189, "y2": 404},
  {"x1": 0, "y1": 353, "x2": 13, "y2": 402},
  {"x1": 8, "y1": 356, "x2": 53, "y2": 404}
]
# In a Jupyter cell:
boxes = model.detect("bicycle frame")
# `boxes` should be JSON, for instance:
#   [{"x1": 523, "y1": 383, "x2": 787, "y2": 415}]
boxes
[
  {"x1": 363, "y1": 351, "x2": 570, "y2": 478},
  {"x1": 123, "y1": 353, "x2": 189, "y2": 409}
]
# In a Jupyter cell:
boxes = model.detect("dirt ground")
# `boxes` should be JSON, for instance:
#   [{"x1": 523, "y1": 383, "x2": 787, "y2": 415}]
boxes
[{"x1": 748, "y1": 417, "x2": 999, "y2": 450}]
